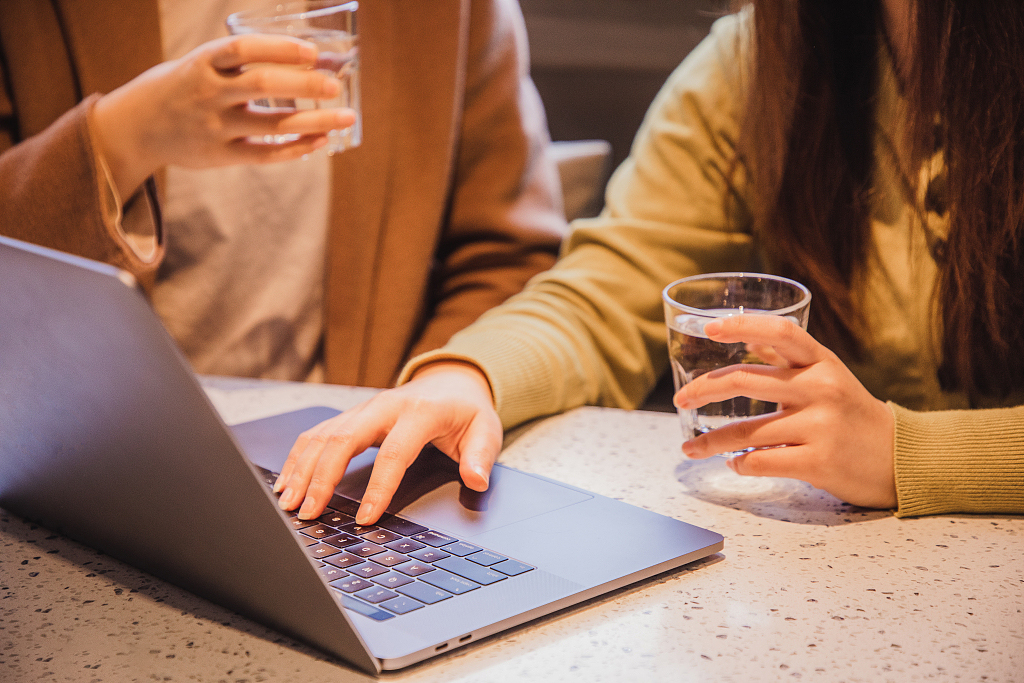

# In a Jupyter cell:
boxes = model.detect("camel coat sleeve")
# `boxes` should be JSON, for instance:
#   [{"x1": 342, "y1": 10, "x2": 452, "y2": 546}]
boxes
[{"x1": 0, "y1": 0, "x2": 163, "y2": 279}]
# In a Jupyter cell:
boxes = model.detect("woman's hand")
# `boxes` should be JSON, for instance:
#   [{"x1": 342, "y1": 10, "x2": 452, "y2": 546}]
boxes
[
  {"x1": 675, "y1": 314, "x2": 897, "y2": 509},
  {"x1": 273, "y1": 361, "x2": 504, "y2": 525},
  {"x1": 92, "y1": 34, "x2": 355, "y2": 199}
]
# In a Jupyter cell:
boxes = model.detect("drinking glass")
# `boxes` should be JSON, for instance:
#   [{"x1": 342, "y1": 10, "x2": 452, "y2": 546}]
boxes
[
  {"x1": 662, "y1": 272, "x2": 811, "y2": 443},
  {"x1": 227, "y1": 0, "x2": 361, "y2": 153}
]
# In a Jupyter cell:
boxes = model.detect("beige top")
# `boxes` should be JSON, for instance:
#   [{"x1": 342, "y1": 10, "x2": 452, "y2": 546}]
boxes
[
  {"x1": 0, "y1": 0, "x2": 566, "y2": 388},
  {"x1": 154, "y1": 0, "x2": 330, "y2": 381},
  {"x1": 401, "y1": 10, "x2": 1024, "y2": 518}
]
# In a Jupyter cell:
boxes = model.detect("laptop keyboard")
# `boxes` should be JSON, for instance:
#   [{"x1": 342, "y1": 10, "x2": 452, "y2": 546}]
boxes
[{"x1": 255, "y1": 467, "x2": 534, "y2": 621}]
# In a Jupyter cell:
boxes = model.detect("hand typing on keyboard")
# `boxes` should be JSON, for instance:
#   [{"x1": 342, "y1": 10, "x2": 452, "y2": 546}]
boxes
[
  {"x1": 257, "y1": 467, "x2": 534, "y2": 620},
  {"x1": 273, "y1": 361, "x2": 502, "y2": 525}
]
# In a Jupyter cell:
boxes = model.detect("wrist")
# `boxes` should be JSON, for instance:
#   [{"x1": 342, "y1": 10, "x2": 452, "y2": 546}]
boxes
[
  {"x1": 91, "y1": 84, "x2": 159, "y2": 200},
  {"x1": 410, "y1": 360, "x2": 494, "y2": 405}
]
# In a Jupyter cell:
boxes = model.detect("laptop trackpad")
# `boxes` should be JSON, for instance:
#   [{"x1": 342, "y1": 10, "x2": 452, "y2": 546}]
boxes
[
  {"x1": 232, "y1": 407, "x2": 591, "y2": 539},
  {"x1": 336, "y1": 445, "x2": 591, "y2": 538}
]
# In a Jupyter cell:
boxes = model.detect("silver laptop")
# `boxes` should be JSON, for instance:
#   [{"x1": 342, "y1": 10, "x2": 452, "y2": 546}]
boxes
[{"x1": 0, "y1": 234, "x2": 723, "y2": 674}]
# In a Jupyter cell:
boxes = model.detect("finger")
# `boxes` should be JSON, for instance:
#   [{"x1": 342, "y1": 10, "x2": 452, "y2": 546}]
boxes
[
  {"x1": 355, "y1": 421, "x2": 441, "y2": 525},
  {"x1": 746, "y1": 342, "x2": 789, "y2": 368},
  {"x1": 455, "y1": 415, "x2": 503, "y2": 492},
  {"x1": 226, "y1": 66, "x2": 341, "y2": 105},
  {"x1": 675, "y1": 364, "x2": 806, "y2": 411},
  {"x1": 727, "y1": 443, "x2": 823, "y2": 484},
  {"x1": 704, "y1": 315, "x2": 826, "y2": 368},
  {"x1": 277, "y1": 405, "x2": 393, "y2": 516},
  {"x1": 208, "y1": 34, "x2": 318, "y2": 72},
  {"x1": 224, "y1": 106, "x2": 355, "y2": 140},
  {"x1": 681, "y1": 409, "x2": 795, "y2": 459}
]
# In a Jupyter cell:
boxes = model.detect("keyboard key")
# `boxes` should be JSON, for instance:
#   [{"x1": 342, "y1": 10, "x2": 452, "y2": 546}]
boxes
[
  {"x1": 324, "y1": 552, "x2": 364, "y2": 569},
  {"x1": 361, "y1": 529, "x2": 403, "y2": 545},
  {"x1": 381, "y1": 596, "x2": 424, "y2": 615},
  {"x1": 300, "y1": 523, "x2": 340, "y2": 541},
  {"x1": 385, "y1": 538, "x2": 425, "y2": 554},
  {"x1": 324, "y1": 533, "x2": 362, "y2": 549},
  {"x1": 467, "y1": 550, "x2": 506, "y2": 566},
  {"x1": 297, "y1": 535, "x2": 319, "y2": 547},
  {"x1": 376, "y1": 514, "x2": 429, "y2": 536},
  {"x1": 318, "y1": 564, "x2": 348, "y2": 582},
  {"x1": 289, "y1": 517, "x2": 317, "y2": 531},
  {"x1": 394, "y1": 561, "x2": 435, "y2": 577},
  {"x1": 348, "y1": 541, "x2": 386, "y2": 558},
  {"x1": 339, "y1": 594, "x2": 394, "y2": 621},
  {"x1": 330, "y1": 576, "x2": 373, "y2": 593},
  {"x1": 328, "y1": 495, "x2": 360, "y2": 516},
  {"x1": 396, "y1": 582, "x2": 453, "y2": 605},
  {"x1": 317, "y1": 509, "x2": 354, "y2": 527},
  {"x1": 355, "y1": 586, "x2": 399, "y2": 604},
  {"x1": 369, "y1": 551, "x2": 409, "y2": 567},
  {"x1": 339, "y1": 522, "x2": 380, "y2": 536},
  {"x1": 420, "y1": 570, "x2": 480, "y2": 595},
  {"x1": 372, "y1": 572, "x2": 414, "y2": 589},
  {"x1": 305, "y1": 543, "x2": 342, "y2": 560},
  {"x1": 348, "y1": 562, "x2": 390, "y2": 579},
  {"x1": 434, "y1": 557, "x2": 506, "y2": 585},
  {"x1": 409, "y1": 547, "x2": 451, "y2": 563},
  {"x1": 443, "y1": 541, "x2": 482, "y2": 557},
  {"x1": 492, "y1": 559, "x2": 534, "y2": 576},
  {"x1": 411, "y1": 530, "x2": 457, "y2": 547}
]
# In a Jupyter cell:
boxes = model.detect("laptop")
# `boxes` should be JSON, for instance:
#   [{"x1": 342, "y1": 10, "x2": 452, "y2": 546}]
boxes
[{"x1": 0, "y1": 234, "x2": 723, "y2": 674}]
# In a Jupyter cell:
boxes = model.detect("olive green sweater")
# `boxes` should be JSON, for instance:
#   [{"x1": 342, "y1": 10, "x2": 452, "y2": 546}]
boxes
[{"x1": 402, "y1": 10, "x2": 1024, "y2": 518}]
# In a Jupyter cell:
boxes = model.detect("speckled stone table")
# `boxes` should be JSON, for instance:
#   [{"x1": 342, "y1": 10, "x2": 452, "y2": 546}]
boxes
[{"x1": 2, "y1": 377, "x2": 1021, "y2": 682}]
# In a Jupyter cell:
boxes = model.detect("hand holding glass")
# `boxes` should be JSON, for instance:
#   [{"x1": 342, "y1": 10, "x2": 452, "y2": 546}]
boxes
[
  {"x1": 227, "y1": 0, "x2": 361, "y2": 153},
  {"x1": 662, "y1": 273, "x2": 811, "y2": 443}
]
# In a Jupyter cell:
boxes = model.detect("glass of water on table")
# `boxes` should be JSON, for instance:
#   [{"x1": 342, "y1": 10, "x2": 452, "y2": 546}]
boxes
[
  {"x1": 227, "y1": 0, "x2": 361, "y2": 153},
  {"x1": 662, "y1": 272, "x2": 811, "y2": 453}
]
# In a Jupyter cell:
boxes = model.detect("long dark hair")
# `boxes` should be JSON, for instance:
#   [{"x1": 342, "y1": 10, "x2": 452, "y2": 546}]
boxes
[{"x1": 735, "y1": 0, "x2": 1024, "y2": 400}]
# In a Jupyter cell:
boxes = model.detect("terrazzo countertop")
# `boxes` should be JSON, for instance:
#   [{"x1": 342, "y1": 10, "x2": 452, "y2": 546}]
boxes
[{"x1": 1, "y1": 377, "x2": 1021, "y2": 682}]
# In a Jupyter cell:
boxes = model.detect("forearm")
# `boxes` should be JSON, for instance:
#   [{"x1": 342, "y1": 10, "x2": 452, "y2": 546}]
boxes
[
  {"x1": 401, "y1": 231, "x2": 697, "y2": 431},
  {"x1": 892, "y1": 403, "x2": 1024, "y2": 517}
]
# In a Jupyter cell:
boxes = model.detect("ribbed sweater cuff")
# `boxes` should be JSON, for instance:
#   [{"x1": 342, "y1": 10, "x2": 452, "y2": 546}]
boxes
[
  {"x1": 398, "y1": 331, "x2": 571, "y2": 431},
  {"x1": 892, "y1": 402, "x2": 1024, "y2": 517}
]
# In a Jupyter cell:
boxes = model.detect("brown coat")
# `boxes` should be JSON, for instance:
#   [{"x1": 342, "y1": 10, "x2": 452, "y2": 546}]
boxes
[{"x1": 0, "y1": 0, "x2": 565, "y2": 387}]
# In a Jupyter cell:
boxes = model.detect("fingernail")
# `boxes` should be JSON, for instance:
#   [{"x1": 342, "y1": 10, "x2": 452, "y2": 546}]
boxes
[
  {"x1": 356, "y1": 501, "x2": 376, "y2": 526},
  {"x1": 472, "y1": 464, "x2": 490, "y2": 489},
  {"x1": 272, "y1": 476, "x2": 286, "y2": 494},
  {"x1": 725, "y1": 457, "x2": 738, "y2": 473},
  {"x1": 278, "y1": 488, "x2": 297, "y2": 510},
  {"x1": 297, "y1": 496, "x2": 317, "y2": 520},
  {"x1": 322, "y1": 78, "x2": 341, "y2": 97},
  {"x1": 682, "y1": 440, "x2": 696, "y2": 458},
  {"x1": 703, "y1": 319, "x2": 724, "y2": 336}
]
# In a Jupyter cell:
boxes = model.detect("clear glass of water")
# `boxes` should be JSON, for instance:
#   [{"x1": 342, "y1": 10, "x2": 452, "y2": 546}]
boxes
[
  {"x1": 662, "y1": 272, "x2": 811, "y2": 445},
  {"x1": 227, "y1": 0, "x2": 361, "y2": 154}
]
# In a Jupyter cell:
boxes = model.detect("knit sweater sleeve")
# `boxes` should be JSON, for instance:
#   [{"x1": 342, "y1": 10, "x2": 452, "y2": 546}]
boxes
[
  {"x1": 400, "y1": 12, "x2": 757, "y2": 429},
  {"x1": 891, "y1": 403, "x2": 1024, "y2": 517}
]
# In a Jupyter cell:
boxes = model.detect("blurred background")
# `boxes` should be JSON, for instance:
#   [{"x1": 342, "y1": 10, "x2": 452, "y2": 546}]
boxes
[
  {"x1": 521, "y1": 0, "x2": 729, "y2": 173},
  {"x1": 519, "y1": 0, "x2": 730, "y2": 407}
]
